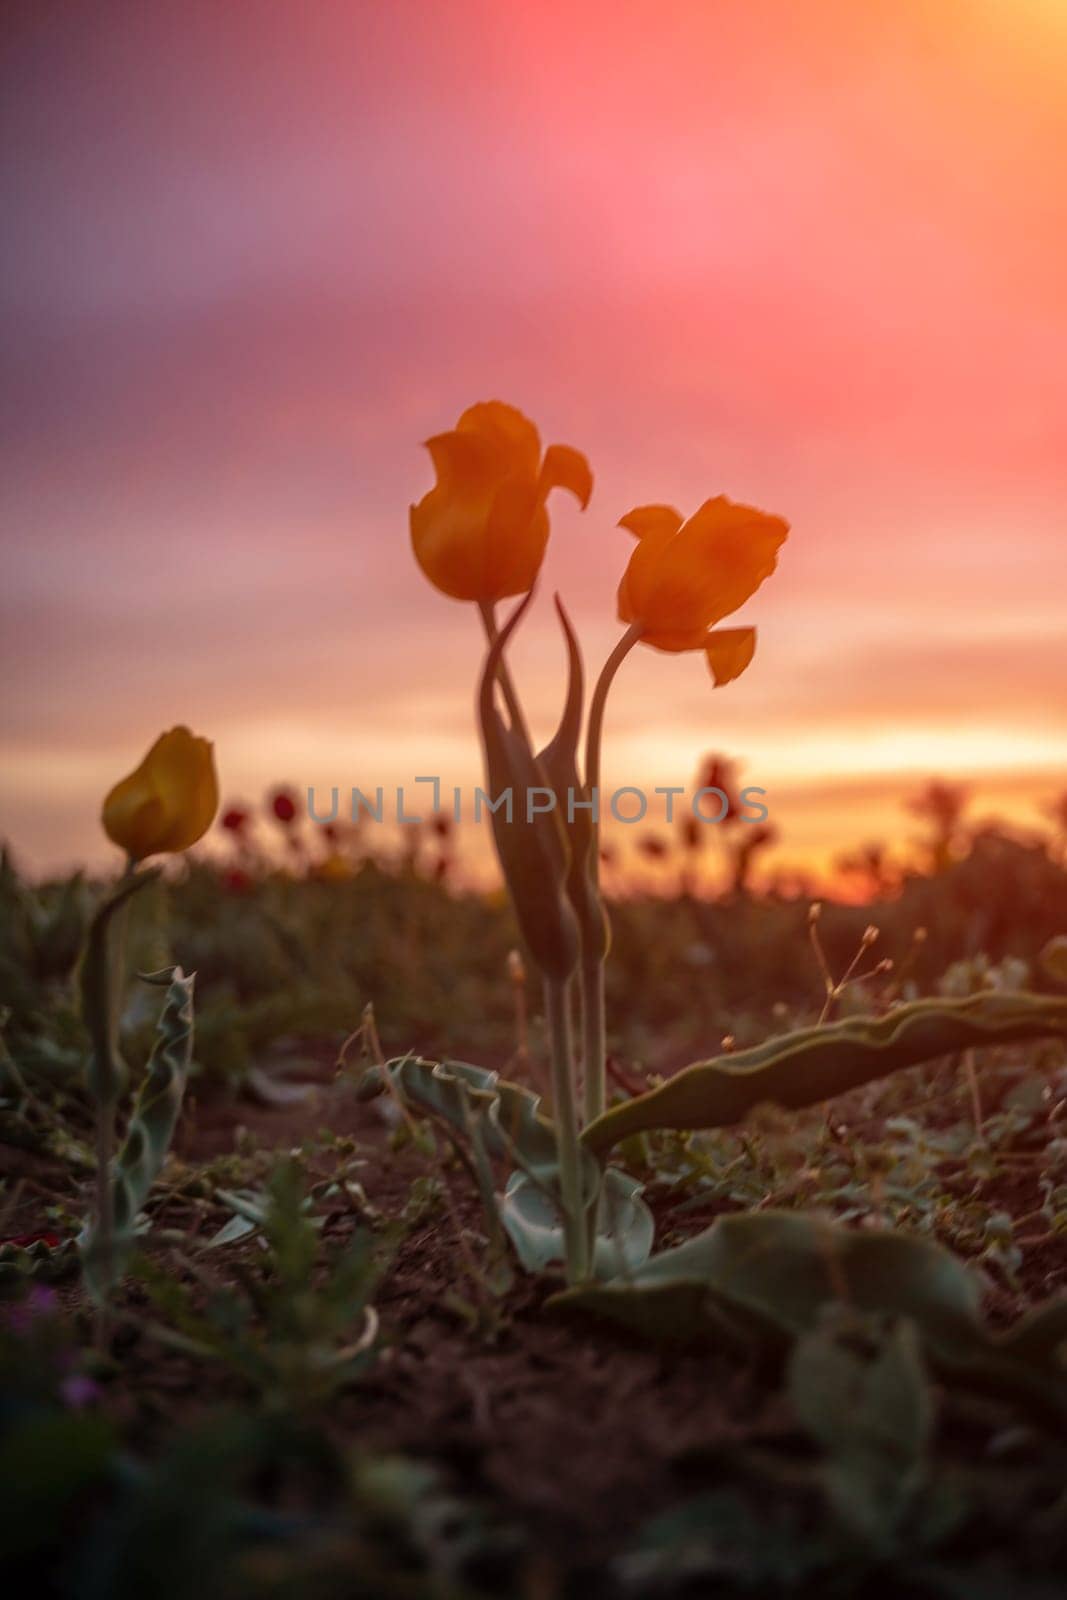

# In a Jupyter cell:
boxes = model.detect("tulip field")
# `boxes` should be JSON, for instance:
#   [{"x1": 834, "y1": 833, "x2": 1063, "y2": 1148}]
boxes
[{"x1": 3, "y1": 403, "x2": 1067, "y2": 1598}]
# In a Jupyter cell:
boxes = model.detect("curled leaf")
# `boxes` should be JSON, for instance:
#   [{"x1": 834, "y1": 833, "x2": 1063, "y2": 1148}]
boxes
[
  {"x1": 0, "y1": 1235, "x2": 78, "y2": 1285},
  {"x1": 500, "y1": 1167, "x2": 653, "y2": 1278},
  {"x1": 358, "y1": 1056, "x2": 652, "y2": 1279},
  {"x1": 357, "y1": 1056, "x2": 561, "y2": 1178},
  {"x1": 583, "y1": 991, "x2": 1067, "y2": 1156},
  {"x1": 81, "y1": 966, "x2": 195, "y2": 1303}
]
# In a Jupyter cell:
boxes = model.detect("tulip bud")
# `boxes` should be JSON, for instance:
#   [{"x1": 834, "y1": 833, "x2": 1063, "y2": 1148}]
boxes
[
  {"x1": 102, "y1": 727, "x2": 218, "y2": 862},
  {"x1": 535, "y1": 597, "x2": 610, "y2": 968},
  {"x1": 478, "y1": 593, "x2": 579, "y2": 981}
]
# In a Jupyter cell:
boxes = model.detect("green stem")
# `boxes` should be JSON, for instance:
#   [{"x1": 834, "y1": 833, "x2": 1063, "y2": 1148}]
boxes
[
  {"x1": 580, "y1": 957, "x2": 605, "y2": 1125},
  {"x1": 478, "y1": 600, "x2": 534, "y2": 749},
  {"x1": 544, "y1": 975, "x2": 588, "y2": 1283},
  {"x1": 107, "y1": 858, "x2": 137, "y2": 1038},
  {"x1": 581, "y1": 623, "x2": 643, "y2": 1121},
  {"x1": 94, "y1": 853, "x2": 137, "y2": 1350},
  {"x1": 94, "y1": 1101, "x2": 115, "y2": 1349}
]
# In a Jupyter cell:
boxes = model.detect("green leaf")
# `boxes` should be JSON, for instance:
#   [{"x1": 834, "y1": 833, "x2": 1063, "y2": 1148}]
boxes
[
  {"x1": 0, "y1": 1235, "x2": 79, "y2": 1285},
  {"x1": 582, "y1": 991, "x2": 1067, "y2": 1155},
  {"x1": 358, "y1": 1056, "x2": 562, "y2": 1181},
  {"x1": 499, "y1": 1167, "x2": 653, "y2": 1278},
  {"x1": 788, "y1": 1311, "x2": 932, "y2": 1547},
  {"x1": 80, "y1": 867, "x2": 160, "y2": 1105},
  {"x1": 626, "y1": 1488, "x2": 829, "y2": 1589},
  {"x1": 213, "y1": 1187, "x2": 273, "y2": 1226},
  {"x1": 550, "y1": 1211, "x2": 1067, "y2": 1420},
  {"x1": 359, "y1": 1056, "x2": 653, "y2": 1279},
  {"x1": 552, "y1": 1211, "x2": 981, "y2": 1344},
  {"x1": 206, "y1": 1213, "x2": 258, "y2": 1248},
  {"x1": 81, "y1": 966, "x2": 195, "y2": 1302},
  {"x1": 244, "y1": 1064, "x2": 317, "y2": 1107}
]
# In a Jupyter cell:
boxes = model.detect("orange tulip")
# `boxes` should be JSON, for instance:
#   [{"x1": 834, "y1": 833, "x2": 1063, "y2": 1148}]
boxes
[
  {"x1": 102, "y1": 727, "x2": 218, "y2": 861},
  {"x1": 411, "y1": 401, "x2": 592, "y2": 602},
  {"x1": 617, "y1": 497, "x2": 788, "y2": 684}
]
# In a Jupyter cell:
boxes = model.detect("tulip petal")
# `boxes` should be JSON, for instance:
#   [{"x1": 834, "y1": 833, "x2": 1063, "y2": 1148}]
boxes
[
  {"x1": 682, "y1": 498, "x2": 788, "y2": 625},
  {"x1": 633, "y1": 625, "x2": 716, "y2": 653},
  {"x1": 411, "y1": 493, "x2": 493, "y2": 601},
  {"x1": 617, "y1": 511, "x2": 687, "y2": 633},
  {"x1": 457, "y1": 401, "x2": 542, "y2": 480},
  {"x1": 101, "y1": 776, "x2": 167, "y2": 862},
  {"x1": 148, "y1": 728, "x2": 219, "y2": 852},
  {"x1": 618, "y1": 505, "x2": 684, "y2": 541},
  {"x1": 705, "y1": 627, "x2": 756, "y2": 687},
  {"x1": 423, "y1": 429, "x2": 498, "y2": 494},
  {"x1": 414, "y1": 431, "x2": 500, "y2": 598},
  {"x1": 540, "y1": 444, "x2": 593, "y2": 510},
  {"x1": 483, "y1": 481, "x2": 548, "y2": 599},
  {"x1": 163, "y1": 781, "x2": 218, "y2": 855}
]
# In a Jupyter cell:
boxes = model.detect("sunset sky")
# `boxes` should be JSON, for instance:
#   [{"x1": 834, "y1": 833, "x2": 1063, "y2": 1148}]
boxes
[{"x1": 3, "y1": 0, "x2": 1067, "y2": 882}]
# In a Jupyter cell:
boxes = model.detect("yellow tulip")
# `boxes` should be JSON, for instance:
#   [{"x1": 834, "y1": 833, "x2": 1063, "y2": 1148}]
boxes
[
  {"x1": 410, "y1": 401, "x2": 592, "y2": 602},
  {"x1": 102, "y1": 727, "x2": 219, "y2": 862},
  {"x1": 314, "y1": 852, "x2": 354, "y2": 883},
  {"x1": 616, "y1": 496, "x2": 788, "y2": 684}
]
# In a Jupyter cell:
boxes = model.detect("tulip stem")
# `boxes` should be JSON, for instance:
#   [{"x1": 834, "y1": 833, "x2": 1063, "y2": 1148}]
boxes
[
  {"x1": 582, "y1": 623, "x2": 643, "y2": 1121},
  {"x1": 93, "y1": 1102, "x2": 115, "y2": 1350},
  {"x1": 107, "y1": 857, "x2": 137, "y2": 1040},
  {"x1": 580, "y1": 957, "x2": 606, "y2": 1126},
  {"x1": 478, "y1": 601, "x2": 534, "y2": 751},
  {"x1": 92, "y1": 854, "x2": 137, "y2": 1352},
  {"x1": 544, "y1": 975, "x2": 589, "y2": 1284}
]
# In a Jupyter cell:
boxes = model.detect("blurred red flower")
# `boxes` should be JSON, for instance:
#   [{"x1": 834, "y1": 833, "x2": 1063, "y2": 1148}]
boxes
[
  {"x1": 221, "y1": 805, "x2": 250, "y2": 833},
  {"x1": 270, "y1": 788, "x2": 299, "y2": 824},
  {"x1": 696, "y1": 753, "x2": 742, "y2": 823},
  {"x1": 679, "y1": 815, "x2": 703, "y2": 852}
]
